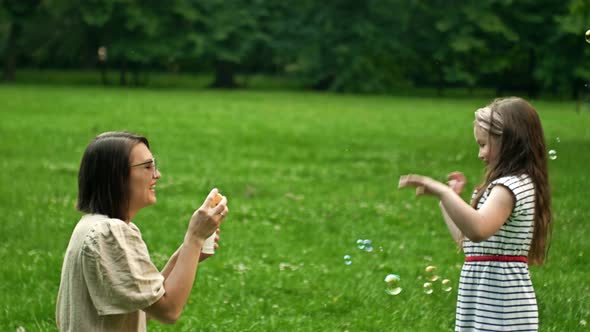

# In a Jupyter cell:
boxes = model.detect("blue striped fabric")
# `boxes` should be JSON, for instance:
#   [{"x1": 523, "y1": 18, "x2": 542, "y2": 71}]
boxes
[{"x1": 456, "y1": 175, "x2": 538, "y2": 331}]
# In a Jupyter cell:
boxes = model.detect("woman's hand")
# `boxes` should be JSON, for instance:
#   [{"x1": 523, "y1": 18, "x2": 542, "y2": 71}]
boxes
[
  {"x1": 398, "y1": 174, "x2": 451, "y2": 198},
  {"x1": 447, "y1": 172, "x2": 466, "y2": 195},
  {"x1": 198, "y1": 229, "x2": 220, "y2": 262},
  {"x1": 185, "y1": 188, "x2": 229, "y2": 247}
]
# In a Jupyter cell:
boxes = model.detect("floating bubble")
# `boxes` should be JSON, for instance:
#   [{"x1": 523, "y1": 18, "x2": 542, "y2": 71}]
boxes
[
  {"x1": 384, "y1": 274, "x2": 402, "y2": 295},
  {"x1": 356, "y1": 239, "x2": 364, "y2": 249},
  {"x1": 425, "y1": 265, "x2": 439, "y2": 282},
  {"x1": 343, "y1": 255, "x2": 352, "y2": 265},
  {"x1": 356, "y1": 239, "x2": 373, "y2": 252},
  {"x1": 586, "y1": 30, "x2": 590, "y2": 43},
  {"x1": 556, "y1": 137, "x2": 561, "y2": 143},
  {"x1": 423, "y1": 282, "x2": 433, "y2": 295},
  {"x1": 548, "y1": 150, "x2": 557, "y2": 160},
  {"x1": 362, "y1": 239, "x2": 374, "y2": 252},
  {"x1": 441, "y1": 279, "x2": 452, "y2": 292}
]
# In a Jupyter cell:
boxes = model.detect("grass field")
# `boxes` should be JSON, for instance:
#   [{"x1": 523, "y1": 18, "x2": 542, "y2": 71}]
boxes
[{"x1": 0, "y1": 84, "x2": 588, "y2": 331}]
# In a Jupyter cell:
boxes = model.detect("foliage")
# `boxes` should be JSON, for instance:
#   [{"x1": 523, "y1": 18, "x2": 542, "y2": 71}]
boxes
[{"x1": 1, "y1": 0, "x2": 590, "y2": 95}]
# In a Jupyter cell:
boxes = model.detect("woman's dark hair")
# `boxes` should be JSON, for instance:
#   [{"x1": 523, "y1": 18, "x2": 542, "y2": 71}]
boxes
[{"x1": 76, "y1": 131, "x2": 149, "y2": 221}]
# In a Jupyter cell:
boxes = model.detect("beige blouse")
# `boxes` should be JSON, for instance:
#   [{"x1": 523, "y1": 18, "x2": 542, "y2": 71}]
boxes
[{"x1": 56, "y1": 214, "x2": 165, "y2": 332}]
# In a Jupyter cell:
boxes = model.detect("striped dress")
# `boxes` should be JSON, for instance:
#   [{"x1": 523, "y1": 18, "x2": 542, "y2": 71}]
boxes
[{"x1": 456, "y1": 175, "x2": 538, "y2": 331}]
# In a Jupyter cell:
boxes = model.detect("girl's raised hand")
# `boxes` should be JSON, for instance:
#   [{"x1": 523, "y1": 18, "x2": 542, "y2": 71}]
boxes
[
  {"x1": 398, "y1": 174, "x2": 449, "y2": 197},
  {"x1": 447, "y1": 172, "x2": 466, "y2": 194}
]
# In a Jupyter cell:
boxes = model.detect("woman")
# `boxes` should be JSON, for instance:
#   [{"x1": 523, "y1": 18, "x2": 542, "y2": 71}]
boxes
[{"x1": 56, "y1": 131, "x2": 228, "y2": 331}]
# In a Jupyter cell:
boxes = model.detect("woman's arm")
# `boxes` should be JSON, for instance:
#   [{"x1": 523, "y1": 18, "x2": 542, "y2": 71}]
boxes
[
  {"x1": 144, "y1": 189, "x2": 228, "y2": 324},
  {"x1": 160, "y1": 247, "x2": 182, "y2": 280},
  {"x1": 160, "y1": 232, "x2": 219, "y2": 280},
  {"x1": 145, "y1": 240, "x2": 203, "y2": 324}
]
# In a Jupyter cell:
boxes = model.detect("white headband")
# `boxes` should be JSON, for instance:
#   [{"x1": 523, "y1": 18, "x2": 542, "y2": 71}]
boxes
[{"x1": 475, "y1": 106, "x2": 503, "y2": 135}]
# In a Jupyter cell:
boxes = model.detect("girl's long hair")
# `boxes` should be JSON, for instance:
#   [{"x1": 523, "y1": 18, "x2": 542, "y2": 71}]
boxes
[{"x1": 469, "y1": 97, "x2": 552, "y2": 265}]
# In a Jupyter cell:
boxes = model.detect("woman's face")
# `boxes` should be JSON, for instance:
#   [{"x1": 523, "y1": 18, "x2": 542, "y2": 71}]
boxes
[{"x1": 128, "y1": 143, "x2": 160, "y2": 218}]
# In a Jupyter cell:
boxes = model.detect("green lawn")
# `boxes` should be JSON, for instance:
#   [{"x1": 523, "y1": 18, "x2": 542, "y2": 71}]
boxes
[{"x1": 0, "y1": 84, "x2": 588, "y2": 331}]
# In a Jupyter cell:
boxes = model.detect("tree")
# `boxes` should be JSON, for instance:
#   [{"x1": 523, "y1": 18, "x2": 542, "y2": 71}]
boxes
[
  {"x1": 1, "y1": 0, "x2": 41, "y2": 81},
  {"x1": 196, "y1": 0, "x2": 271, "y2": 88},
  {"x1": 489, "y1": 0, "x2": 565, "y2": 98},
  {"x1": 538, "y1": 0, "x2": 590, "y2": 99},
  {"x1": 65, "y1": 0, "x2": 205, "y2": 86},
  {"x1": 273, "y1": 0, "x2": 415, "y2": 93}
]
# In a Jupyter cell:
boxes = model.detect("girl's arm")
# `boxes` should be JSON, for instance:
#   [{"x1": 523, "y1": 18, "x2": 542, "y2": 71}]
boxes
[
  {"x1": 399, "y1": 174, "x2": 514, "y2": 242},
  {"x1": 439, "y1": 201, "x2": 462, "y2": 244},
  {"x1": 439, "y1": 172, "x2": 466, "y2": 244}
]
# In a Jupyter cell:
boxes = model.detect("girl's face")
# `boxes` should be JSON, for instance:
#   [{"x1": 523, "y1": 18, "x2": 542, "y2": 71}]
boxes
[
  {"x1": 474, "y1": 124, "x2": 500, "y2": 167},
  {"x1": 128, "y1": 143, "x2": 160, "y2": 218}
]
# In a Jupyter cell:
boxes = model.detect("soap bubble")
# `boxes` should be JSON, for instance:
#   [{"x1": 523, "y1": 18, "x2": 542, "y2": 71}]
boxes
[
  {"x1": 384, "y1": 274, "x2": 402, "y2": 295},
  {"x1": 343, "y1": 255, "x2": 352, "y2": 265},
  {"x1": 356, "y1": 239, "x2": 364, "y2": 249},
  {"x1": 362, "y1": 239, "x2": 373, "y2": 252},
  {"x1": 441, "y1": 279, "x2": 452, "y2": 292},
  {"x1": 425, "y1": 265, "x2": 439, "y2": 282},
  {"x1": 356, "y1": 239, "x2": 373, "y2": 252}
]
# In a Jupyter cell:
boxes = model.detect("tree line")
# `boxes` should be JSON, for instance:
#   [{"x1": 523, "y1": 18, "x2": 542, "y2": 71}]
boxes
[{"x1": 1, "y1": 0, "x2": 589, "y2": 97}]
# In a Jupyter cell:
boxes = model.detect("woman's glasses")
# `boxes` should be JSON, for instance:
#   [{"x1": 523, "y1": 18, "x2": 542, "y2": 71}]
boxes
[{"x1": 131, "y1": 158, "x2": 158, "y2": 177}]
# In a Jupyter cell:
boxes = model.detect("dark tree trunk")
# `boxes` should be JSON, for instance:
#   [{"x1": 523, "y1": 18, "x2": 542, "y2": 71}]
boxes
[
  {"x1": 2, "y1": 22, "x2": 22, "y2": 82},
  {"x1": 100, "y1": 64, "x2": 109, "y2": 85},
  {"x1": 527, "y1": 48, "x2": 538, "y2": 98},
  {"x1": 573, "y1": 78, "x2": 584, "y2": 112},
  {"x1": 211, "y1": 59, "x2": 237, "y2": 88},
  {"x1": 131, "y1": 62, "x2": 143, "y2": 86},
  {"x1": 119, "y1": 59, "x2": 127, "y2": 86},
  {"x1": 436, "y1": 67, "x2": 444, "y2": 97},
  {"x1": 496, "y1": 70, "x2": 506, "y2": 97},
  {"x1": 572, "y1": 78, "x2": 582, "y2": 100},
  {"x1": 312, "y1": 75, "x2": 334, "y2": 91}
]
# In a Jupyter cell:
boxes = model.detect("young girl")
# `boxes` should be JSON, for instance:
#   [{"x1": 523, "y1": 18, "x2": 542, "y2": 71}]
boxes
[{"x1": 399, "y1": 97, "x2": 552, "y2": 331}]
